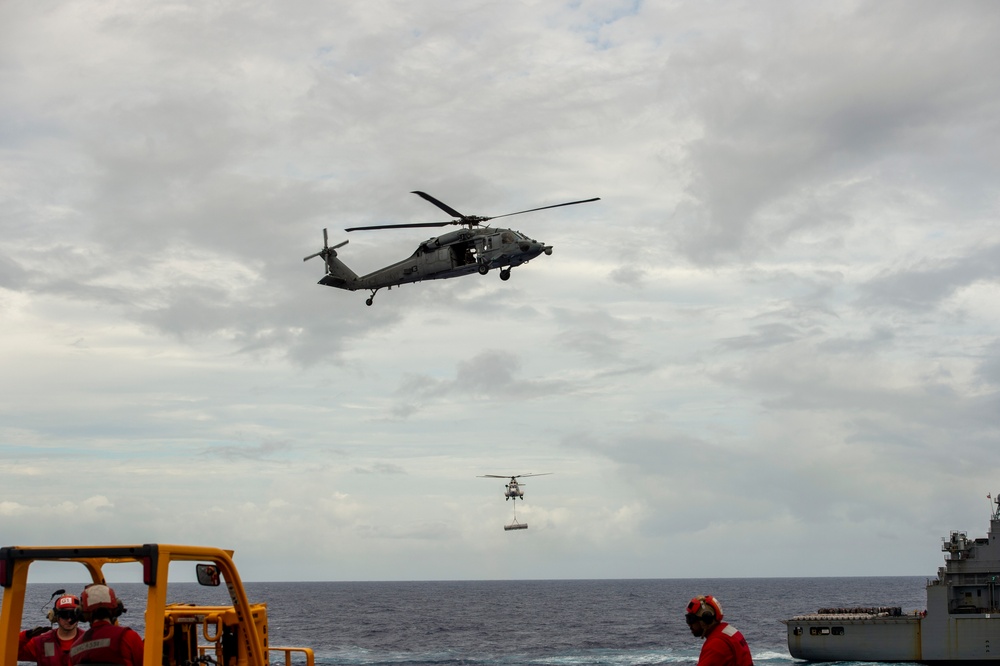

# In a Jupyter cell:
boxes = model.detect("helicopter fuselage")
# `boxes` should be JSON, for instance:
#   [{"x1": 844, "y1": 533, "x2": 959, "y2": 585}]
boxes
[{"x1": 504, "y1": 481, "x2": 525, "y2": 500}]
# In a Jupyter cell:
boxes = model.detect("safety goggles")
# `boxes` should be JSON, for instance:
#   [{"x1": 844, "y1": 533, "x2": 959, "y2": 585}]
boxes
[{"x1": 56, "y1": 611, "x2": 78, "y2": 622}]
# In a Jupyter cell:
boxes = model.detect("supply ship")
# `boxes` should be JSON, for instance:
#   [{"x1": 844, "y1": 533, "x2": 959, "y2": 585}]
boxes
[{"x1": 784, "y1": 495, "x2": 1000, "y2": 662}]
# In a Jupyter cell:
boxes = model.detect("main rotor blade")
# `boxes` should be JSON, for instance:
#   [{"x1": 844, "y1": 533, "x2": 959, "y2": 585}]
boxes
[
  {"x1": 478, "y1": 475, "x2": 511, "y2": 478},
  {"x1": 488, "y1": 198, "x2": 600, "y2": 220},
  {"x1": 346, "y1": 220, "x2": 457, "y2": 232},
  {"x1": 350, "y1": 194, "x2": 599, "y2": 231},
  {"x1": 516, "y1": 473, "x2": 553, "y2": 478},
  {"x1": 412, "y1": 191, "x2": 467, "y2": 219}
]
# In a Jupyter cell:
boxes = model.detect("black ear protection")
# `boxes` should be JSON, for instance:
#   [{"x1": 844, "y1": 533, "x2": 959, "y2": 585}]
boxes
[
  {"x1": 702, "y1": 595, "x2": 723, "y2": 623},
  {"x1": 79, "y1": 600, "x2": 125, "y2": 623},
  {"x1": 45, "y1": 591, "x2": 81, "y2": 624},
  {"x1": 47, "y1": 607, "x2": 82, "y2": 623},
  {"x1": 685, "y1": 595, "x2": 722, "y2": 625},
  {"x1": 46, "y1": 606, "x2": 83, "y2": 624},
  {"x1": 43, "y1": 589, "x2": 67, "y2": 623}
]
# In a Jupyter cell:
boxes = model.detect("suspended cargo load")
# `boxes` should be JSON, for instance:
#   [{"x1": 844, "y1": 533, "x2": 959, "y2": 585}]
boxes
[{"x1": 504, "y1": 517, "x2": 528, "y2": 531}]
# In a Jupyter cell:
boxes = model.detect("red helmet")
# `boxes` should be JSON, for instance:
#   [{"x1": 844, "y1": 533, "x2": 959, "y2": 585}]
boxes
[
  {"x1": 54, "y1": 594, "x2": 80, "y2": 611},
  {"x1": 80, "y1": 584, "x2": 119, "y2": 613},
  {"x1": 685, "y1": 594, "x2": 724, "y2": 623}
]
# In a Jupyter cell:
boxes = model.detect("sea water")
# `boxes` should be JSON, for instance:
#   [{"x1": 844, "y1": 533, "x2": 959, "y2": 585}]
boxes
[{"x1": 7, "y1": 577, "x2": 929, "y2": 666}]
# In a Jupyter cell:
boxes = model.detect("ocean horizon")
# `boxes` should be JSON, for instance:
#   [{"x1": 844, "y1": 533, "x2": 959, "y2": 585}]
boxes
[{"x1": 7, "y1": 576, "x2": 930, "y2": 666}]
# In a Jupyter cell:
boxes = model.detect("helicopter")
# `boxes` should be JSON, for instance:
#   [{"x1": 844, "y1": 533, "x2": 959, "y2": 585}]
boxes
[
  {"x1": 478, "y1": 473, "x2": 552, "y2": 501},
  {"x1": 304, "y1": 191, "x2": 599, "y2": 306}
]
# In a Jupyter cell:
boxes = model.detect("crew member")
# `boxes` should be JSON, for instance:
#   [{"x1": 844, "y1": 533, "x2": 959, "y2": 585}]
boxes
[
  {"x1": 18, "y1": 594, "x2": 85, "y2": 666},
  {"x1": 684, "y1": 594, "x2": 753, "y2": 666},
  {"x1": 68, "y1": 584, "x2": 144, "y2": 666}
]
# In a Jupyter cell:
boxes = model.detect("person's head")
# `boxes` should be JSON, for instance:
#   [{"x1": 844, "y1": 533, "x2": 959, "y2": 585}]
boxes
[
  {"x1": 80, "y1": 584, "x2": 125, "y2": 622},
  {"x1": 47, "y1": 594, "x2": 81, "y2": 628},
  {"x1": 685, "y1": 595, "x2": 723, "y2": 638}
]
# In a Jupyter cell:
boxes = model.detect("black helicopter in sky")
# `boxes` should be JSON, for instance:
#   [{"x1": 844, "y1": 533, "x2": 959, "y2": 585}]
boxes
[{"x1": 304, "y1": 191, "x2": 599, "y2": 305}]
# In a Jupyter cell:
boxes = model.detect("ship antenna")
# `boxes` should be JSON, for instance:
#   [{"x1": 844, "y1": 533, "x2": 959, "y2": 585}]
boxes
[{"x1": 991, "y1": 493, "x2": 999, "y2": 521}]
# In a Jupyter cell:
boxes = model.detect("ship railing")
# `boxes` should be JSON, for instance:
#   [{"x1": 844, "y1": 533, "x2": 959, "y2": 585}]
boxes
[
  {"x1": 267, "y1": 647, "x2": 315, "y2": 666},
  {"x1": 815, "y1": 606, "x2": 903, "y2": 616},
  {"x1": 951, "y1": 572, "x2": 1000, "y2": 584},
  {"x1": 196, "y1": 645, "x2": 315, "y2": 666}
]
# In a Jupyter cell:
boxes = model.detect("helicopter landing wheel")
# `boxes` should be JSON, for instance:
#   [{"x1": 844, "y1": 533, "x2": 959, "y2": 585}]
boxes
[
  {"x1": 366, "y1": 298, "x2": 373, "y2": 306},
  {"x1": 500, "y1": 269, "x2": 511, "y2": 281},
  {"x1": 478, "y1": 264, "x2": 489, "y2": 276}
]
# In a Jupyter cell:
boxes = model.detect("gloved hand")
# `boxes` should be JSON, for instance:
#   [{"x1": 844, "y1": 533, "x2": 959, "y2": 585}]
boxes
[{"x1": 25, "y1": 626, "x2": 48, "y2": 639}]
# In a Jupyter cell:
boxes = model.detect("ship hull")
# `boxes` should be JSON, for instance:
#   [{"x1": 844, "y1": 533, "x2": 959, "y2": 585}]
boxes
[
  {"x1": 787, "y1": 615, "x2": 922, "y2": 661},
  {"x1": 921, "y1": 613, "x2": 1000, "y2": 662},
  {"x1": 786, "y1": 602, "x2": 1000, "y2": 661}
]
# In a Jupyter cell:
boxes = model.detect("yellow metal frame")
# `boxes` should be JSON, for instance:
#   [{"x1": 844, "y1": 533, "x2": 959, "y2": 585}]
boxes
[{"x1": 0, "y1": 544, "x2": 313, "y2": 666}]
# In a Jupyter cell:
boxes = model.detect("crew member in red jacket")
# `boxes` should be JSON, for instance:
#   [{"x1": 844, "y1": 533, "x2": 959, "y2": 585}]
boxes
[
  {"x1": 18, "y1": 594, "x2": 85, "y2": 666},
  {"x1": 68, "y1": 584, "x2": 144, "y2": 666},
  {"x1": 685, "y1": 595, "x2": 753, "y2": 666}
]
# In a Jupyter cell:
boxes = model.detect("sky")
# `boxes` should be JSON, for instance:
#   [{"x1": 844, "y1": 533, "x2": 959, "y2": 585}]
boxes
[{"x1": 2, "y1": 0, "x2": 999, "y2": 583}]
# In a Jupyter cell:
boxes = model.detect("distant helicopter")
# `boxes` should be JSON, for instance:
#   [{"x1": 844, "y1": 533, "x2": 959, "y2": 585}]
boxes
[
  {"x1": 478, "y1": 473, "x2": 552, "y2": 501},
  {"x1": 304, "y1": 191, "x2": 599, "y2": 306}
]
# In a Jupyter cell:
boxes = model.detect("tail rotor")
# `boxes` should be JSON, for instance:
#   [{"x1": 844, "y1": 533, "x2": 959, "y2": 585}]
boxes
[{"x1": 303, "y1": 229, "x2": 348, "y2": 274}]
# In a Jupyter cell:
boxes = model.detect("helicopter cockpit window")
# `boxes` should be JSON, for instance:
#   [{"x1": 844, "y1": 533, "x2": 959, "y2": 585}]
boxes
[{"x1": 501, "y1": 232, "x2": 515, "y2": 244}]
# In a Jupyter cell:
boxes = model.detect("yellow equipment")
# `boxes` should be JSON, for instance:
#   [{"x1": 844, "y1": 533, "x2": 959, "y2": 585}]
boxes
[{"x1": 0, "y1": 544, "x2": 313, "y2": 666}]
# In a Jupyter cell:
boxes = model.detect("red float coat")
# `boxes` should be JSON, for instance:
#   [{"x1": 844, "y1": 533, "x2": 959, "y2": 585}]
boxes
[
  {"x1": 697, "y1": 622, "x2": 754, "y2": 666},
  {"x1": 68, "y1": 620, "x2": 144, "y2": 666},
  {"x1": 18, "y1": 628, "x2": 82, "y2": 666}
]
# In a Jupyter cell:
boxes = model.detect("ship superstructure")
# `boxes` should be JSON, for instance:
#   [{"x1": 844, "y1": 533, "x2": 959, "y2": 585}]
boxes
[{"x1": 784, "y1": 495, "x2": 1000, "y2": 662}]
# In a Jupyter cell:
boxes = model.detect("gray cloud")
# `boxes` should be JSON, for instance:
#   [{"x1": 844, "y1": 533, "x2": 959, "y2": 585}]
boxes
[
  {"x1": 859, "y1": 243, "x2": 1000, "y2": 310},
  {"x1": 2, "y1": 0, "x2": 999, "y2": 580}
]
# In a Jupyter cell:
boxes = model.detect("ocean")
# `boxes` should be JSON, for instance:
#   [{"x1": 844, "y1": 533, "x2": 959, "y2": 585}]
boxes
[{"x1": 7, "y1": 577, "x2": 929, "y2": 666}]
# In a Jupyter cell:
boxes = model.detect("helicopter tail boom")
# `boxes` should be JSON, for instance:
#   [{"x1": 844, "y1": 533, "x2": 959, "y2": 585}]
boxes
[{"x1": 318, "y1": 254, "x2": 358, "y2": 288}]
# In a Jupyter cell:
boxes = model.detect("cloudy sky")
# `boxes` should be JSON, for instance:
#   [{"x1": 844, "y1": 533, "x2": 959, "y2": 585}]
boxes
[{"x1": 2, "y1": 1, "x2": 999, "y2": 583}]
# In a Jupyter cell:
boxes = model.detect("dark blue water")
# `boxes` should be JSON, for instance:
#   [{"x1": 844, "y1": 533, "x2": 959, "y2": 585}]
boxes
[{"x1": 7, "y1": 577, "x2": 929, "y2": 666}]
